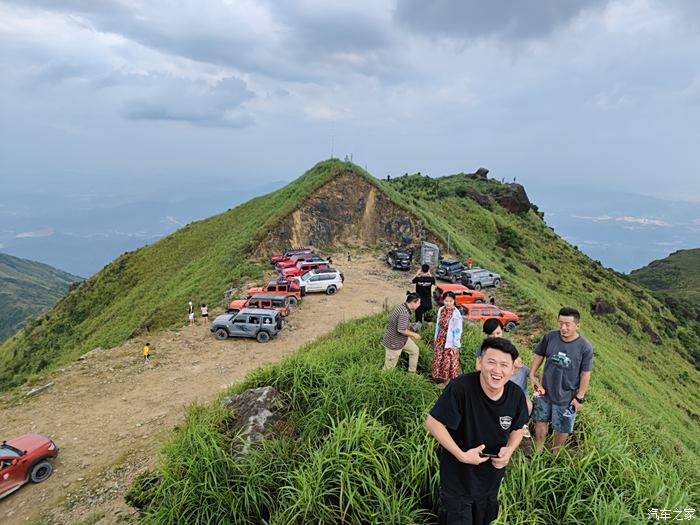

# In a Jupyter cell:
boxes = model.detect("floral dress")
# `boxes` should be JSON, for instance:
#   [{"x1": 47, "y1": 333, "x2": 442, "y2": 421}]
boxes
[{"x1": 432, "y1": 306, "x2": 461, "y2": 381}]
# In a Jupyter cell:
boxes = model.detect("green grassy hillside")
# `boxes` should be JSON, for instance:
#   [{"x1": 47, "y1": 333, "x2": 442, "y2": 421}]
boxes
[
  {"x1": 0, "y1": 161, "x2": 354, "y2": 389},
  {"x1": 629, "y1": 248, "x2": 700, "y2": 302},
  {"x1": 0, "y1": 253, "x2": 80, "y2": 345},
  {"x1": 121, "y1": 163, "x2": 699, "y2": 523}
]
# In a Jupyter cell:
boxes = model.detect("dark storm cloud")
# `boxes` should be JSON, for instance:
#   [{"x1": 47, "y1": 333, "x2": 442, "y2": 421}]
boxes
[
  {"x1": 394, "y1": 0, "x2": 609, "y2": 41},
  {"x1": 123, "y1": 75, "x2": 255, "y2": 128}
]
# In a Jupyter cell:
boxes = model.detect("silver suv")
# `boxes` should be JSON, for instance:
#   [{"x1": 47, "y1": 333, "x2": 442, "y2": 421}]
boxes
[
  {"x1": 210, "y1": 308, "x2": 282, "y2": 343},
  {"x1": 460, "y1": 268, "x2": 501, "y2": 290},
  {"x1": 294, "y1": 268, "x2": 344, "y2": 295}
]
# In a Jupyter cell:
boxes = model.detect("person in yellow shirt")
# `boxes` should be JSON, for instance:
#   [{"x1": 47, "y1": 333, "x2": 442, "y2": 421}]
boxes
[{"x1": 143, "y1": 342, "x2": 151, "y2": 362}]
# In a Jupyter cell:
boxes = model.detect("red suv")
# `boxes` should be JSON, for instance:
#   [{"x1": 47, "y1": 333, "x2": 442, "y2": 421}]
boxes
[
  {"x1": 275, "y1": 252, "x2": 322, "y2": 270},
  {"x1": 433, "y1": 283, "x2": 486, "y2": 312},
  {"x1": 270, "y1": 247, "x2": 314, "y2": 265},
  {"x1": 1, "y1": 434, "x2": 59, "y2": 499},
  {"x1": 247, "y1": 280, "x2": 304, "y2": 303},
  {"x1": 280, "y1": 260, "x2": 331, "y2": 279},
  {"x1": 462, "y1": 304, "x2": 520, "y2": 331}
]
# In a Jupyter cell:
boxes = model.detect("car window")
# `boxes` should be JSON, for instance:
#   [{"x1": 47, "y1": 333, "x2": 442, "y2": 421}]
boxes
[
  {"x1": 233, "y1": 316, "x2": 248, "y2": 324},
  {"x1": 248, "y1": 299, "x2": 260, "y2": 307},
  {"x1": 480, "y1": 310, "x2": 491, "y2": 316},
  {"x1": 0, "y1": 446, "x2": 21, "y2": 457},
  {"x1": 279, "y1": 285, "x2": 288, "y2": 292},
  {"x1": 262, "y1": 317, "x2": 272, "y2": 325},
  {"x1": 492, "y1": 310, "x2": 502, "y2": 317},
  {"x1": 248, "y1": 316, "x2": 260, "y2": 325}
]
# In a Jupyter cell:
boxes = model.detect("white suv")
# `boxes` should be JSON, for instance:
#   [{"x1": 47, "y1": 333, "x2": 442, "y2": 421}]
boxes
[{"x1": 295, "y1": 269, "x2": 344, "y2": 295}]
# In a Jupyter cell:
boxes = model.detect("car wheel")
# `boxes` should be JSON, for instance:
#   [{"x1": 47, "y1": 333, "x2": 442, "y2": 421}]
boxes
[
  {"x1": 505, "y1": 321, "x2": 517, "y2": 332},
  {"x1": 326, "y1": 285, "x2": 337, "y2": 295},
  {"x1": 30, "y1": 461, "x2": 53, "y2": 483},
  {"x1": 214, "y1": 328, "x2": 229, "y2": 340},
  {"x1": 474, "y1": 283, "x2": 482, "y2": 291},
  {"x1": 493, "y1": 279, "x2": 501, "y2": 288},
  {"x1": 256, "y1": 331, "x2": 271, "y2": 343},
  {"x1": 288, "y1": 296, "x2": 298, "y2": 307}
]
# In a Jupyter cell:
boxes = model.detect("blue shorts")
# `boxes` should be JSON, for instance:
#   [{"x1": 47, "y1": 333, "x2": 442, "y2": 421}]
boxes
[{"x1": 532, "y1": 396, "x2": 576, "y2": 434}]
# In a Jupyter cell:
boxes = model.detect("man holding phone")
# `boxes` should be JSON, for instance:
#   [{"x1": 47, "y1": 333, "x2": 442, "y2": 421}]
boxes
[{"x1": 426, "y1": 338, "x2": 528, "y2": 525}]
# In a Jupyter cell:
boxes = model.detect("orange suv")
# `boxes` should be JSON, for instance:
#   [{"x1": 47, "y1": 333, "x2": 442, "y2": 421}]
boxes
[
  {"x1": 247, "y1": 280, "x2": 304, "y2": 303},
  {"x1": 462, "y1": 304, "x2": 519, "y2": 331},
  {"x1": 433, "y1": 283, "x2": 486, "y2": 313}
]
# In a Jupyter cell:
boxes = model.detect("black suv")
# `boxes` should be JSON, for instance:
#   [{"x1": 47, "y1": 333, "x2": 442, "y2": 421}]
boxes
[
  {"x1": 386, "y1": 250, "x2": 412, "y2": 270},
  {"x1": 435, "y1": 259, "x2": 466, "y2": 282}
]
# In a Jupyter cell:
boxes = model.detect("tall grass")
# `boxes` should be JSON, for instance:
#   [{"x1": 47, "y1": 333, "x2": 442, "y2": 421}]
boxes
[{"x1": 133, "y1": 315, "x2": 699, "y2": 524}]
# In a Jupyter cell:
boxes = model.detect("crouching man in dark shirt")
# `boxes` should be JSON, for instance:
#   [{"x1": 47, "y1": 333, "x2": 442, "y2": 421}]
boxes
[{"x1": 426, "y1": 337, "x2": 528, "y2": 525}]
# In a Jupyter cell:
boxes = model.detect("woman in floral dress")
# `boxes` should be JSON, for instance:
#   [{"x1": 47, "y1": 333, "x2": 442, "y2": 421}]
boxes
[{"x1": 432, "y1": 291, "x2": 463, "y2": 388}]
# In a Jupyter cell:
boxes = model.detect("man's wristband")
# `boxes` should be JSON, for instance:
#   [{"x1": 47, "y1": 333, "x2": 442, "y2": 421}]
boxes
[{"x1": 574, "y1": 396, "x2": 585, "y2": 404}]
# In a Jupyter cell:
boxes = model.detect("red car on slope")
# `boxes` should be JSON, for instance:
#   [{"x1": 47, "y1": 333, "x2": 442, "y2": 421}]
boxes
[
  {"x1": 270, "y1": 247, "x2": 314, "y2": 265},
  {"x1": 1, "y1": 433, "x2": 59, "y2": 499},
  {"x1": 280, "y1": 260, "x2": 331, "y2": 279},
  {"x1": 275, "y1": 252, "x2": 322, "y2": 270},
  {"x1": 247, "y1": 280, "x2": 304, "y2": 303}
]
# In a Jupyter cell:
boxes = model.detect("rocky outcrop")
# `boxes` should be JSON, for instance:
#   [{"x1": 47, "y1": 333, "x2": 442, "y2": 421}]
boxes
[
  {"x1": 639, "y1": 320, "x2": 662, "y2": 345},
  {"x1": 591, "y1": 299, "x2": 615, "y2": 316},
  {"x1": 255, "y1": 171, "x2": 444, "y2": 257},
  {"x1": 493, "y1": 183, "x2": 535, "y2": 215},
  {"x1": 222, "y1": 386, "x2": 281, "y2": 453},
  {"x1": 465, "y1": 167, "x2": 490, "y2": 180}
]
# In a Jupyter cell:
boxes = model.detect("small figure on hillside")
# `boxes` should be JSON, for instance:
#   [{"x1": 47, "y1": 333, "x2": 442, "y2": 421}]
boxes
[
  {"x1": 412, "y1": 264, "x2": 435, "y2": 327},
  {"x1": 467, "y1": 256, "x2": 473, "y2": 270},
  {"x1": 187, "y1": 301, "x2": 195, "y2": 327},
  {"x1": 426, "y1": 337, "x2": 528, "y2": 525},
  {"x1": 347, "y1": 252, "x2": 351, "y2": 262},
  {"x1": 200, "y1": 304, "x2": 209, "y2": 324},
  {"x1": 382, "y1": 292, "x2": 422, "y2": 373},
  {"x1": 432, "y1": 291, "x2": 463, "y2": 389},
  {"x1": 530, "y1": 307, "x2": 593, "y2": 453},
  {"x1": 143, "y1": 342, "x2": 151, "y2": 362},
  {"x1": 387, "y1": 174, "x2": 391, "y2": 181}
]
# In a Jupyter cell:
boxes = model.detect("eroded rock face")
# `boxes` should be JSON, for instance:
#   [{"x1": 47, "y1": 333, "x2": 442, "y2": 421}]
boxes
[
  {"x1": 592, "y1": 299, "x2": 615, "y2": 316},
  {"x1": 255, "y1": 171, "x2": 444, "y2": 256},
  {"x1": 494, "y1": 184, "x2": 535, "y2": 215},
  {"x1": 222, "y1": 386, "x2": 280, "y2": 453}
]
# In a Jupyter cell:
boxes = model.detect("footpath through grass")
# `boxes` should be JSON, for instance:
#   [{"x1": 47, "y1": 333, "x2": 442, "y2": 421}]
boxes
[{"x1": 130, "y1": 315, "x2": 698, "y2": 525}]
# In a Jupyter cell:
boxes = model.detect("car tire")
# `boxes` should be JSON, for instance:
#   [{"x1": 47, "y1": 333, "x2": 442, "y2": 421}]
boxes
[
  {"x1": 214, "y1": 328, "x2": 229, "y2": 340},
  {"x1": 493, "y1": 279, "x2": 501, "y2": 288},
  {"x1": 505, "y1": 321, "x2": 517, "y2": 332},
  {"x1": 256, "y1": 331, "x2": 271, "y2": 343},
  {"x1": 30, "y1": 460, "x2": 53, "y2": 483},
  {"x1": 474, "y1": 283, "x2": 482, "y2": 291},
  {"x1": 326, "y1": 285, "x2": 337, "y2": 295},
  {"x1": 288, "y1": 296, "x2": 298, "y2": 307}
]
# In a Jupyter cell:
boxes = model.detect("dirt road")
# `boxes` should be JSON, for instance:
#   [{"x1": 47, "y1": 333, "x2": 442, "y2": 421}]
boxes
[{"x1": 0, "y1": 252, "x2": 410, "y2": 524}]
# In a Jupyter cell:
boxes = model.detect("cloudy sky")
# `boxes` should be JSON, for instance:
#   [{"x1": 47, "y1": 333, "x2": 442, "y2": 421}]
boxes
[{"x1": 1, "y1": 0, "x2": 699, "y2": 275}]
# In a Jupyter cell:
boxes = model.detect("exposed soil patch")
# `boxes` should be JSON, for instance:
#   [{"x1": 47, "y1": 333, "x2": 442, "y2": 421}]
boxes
[{"x1": 0, "y1": 252, "x2": 410, "y2": 525}]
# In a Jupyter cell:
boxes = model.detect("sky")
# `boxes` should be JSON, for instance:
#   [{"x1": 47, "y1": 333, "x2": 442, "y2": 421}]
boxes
[{"x1": 1, "y1": 0, "x2": 699, "y2": 276}]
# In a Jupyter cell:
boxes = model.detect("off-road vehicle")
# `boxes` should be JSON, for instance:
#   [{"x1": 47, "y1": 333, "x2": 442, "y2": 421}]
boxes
[
  {"x1": 461, "y1": 304, "x2": 519, "y2": 331},
  {"x1": 433, "y1": 283, "x2": 486, "y2": 312},
  {"x1": 436, "y1": 259, "x2": 467, "y2": 282},
  {"x1": 211, "y1": 308, "x2": 282, "y2": 342},
  {"x1": 226, "y1": 293, "x2": 293, "y2": 317},
  {"x1": 386, "y1": 249, "x2": 412, "y2": 270},
  {"x1": 0, "y1": 434, "x2": 59, "y2": 499},
  {"x1": 296, "y1": 268, "x2": 344, "y2": 295},
  {"x1": 460, "y1": 268, "x2": 501, "y2": 290},
  {"x1": 271, "y1": 247, "x2": 314, "y2": 265},
  {"x1": 247, "y1": 280, "x2": 304, "y2": 303}
]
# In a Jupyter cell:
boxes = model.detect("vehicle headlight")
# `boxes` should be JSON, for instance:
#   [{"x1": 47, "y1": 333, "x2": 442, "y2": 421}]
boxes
[{"x1": 48, "y1": 441, "x2": 56, "y2": 451}]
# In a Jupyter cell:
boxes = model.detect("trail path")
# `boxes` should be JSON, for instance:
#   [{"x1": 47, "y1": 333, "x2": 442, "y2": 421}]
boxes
[{"x1": 0, "y1": 253, "x2": 409, "y2": 524}]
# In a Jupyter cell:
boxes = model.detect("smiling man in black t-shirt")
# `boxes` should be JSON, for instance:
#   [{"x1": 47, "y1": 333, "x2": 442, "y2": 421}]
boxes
[{"x1": 426, "y1": 338, "x2": 528, "y2": 525}]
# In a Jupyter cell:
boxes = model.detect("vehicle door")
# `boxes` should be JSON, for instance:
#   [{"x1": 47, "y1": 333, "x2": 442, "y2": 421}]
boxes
[
  {"x1": 245, "y1": 315, "x2": 261, "y2": 337},
  {"x1": 0, "y1": 455, "x2": 26, "y2": 495},
  {"x1": 306, "y1": 274, "x2": 323, "y2": 292},
  {"x1": 230, "y1": 315, "x2": 249, "y2": 336}
]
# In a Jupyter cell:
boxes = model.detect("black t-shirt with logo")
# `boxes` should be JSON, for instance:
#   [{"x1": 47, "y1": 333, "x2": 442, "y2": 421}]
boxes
[
  {"x1": 429, "y1": 372, "x2": 528, "y2": 499},
  {"x1": 412, "y1": 275, "x2": 435, "y2": 304}
]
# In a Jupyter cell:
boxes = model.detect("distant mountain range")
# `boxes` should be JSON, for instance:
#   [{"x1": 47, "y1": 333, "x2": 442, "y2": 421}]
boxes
[{"x1": 0, "y1": 252, "x2": 81, "y2": 344}]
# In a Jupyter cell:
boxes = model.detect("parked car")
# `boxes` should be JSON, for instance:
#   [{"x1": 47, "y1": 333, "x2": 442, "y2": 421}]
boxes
[
  {"x1": 461, "y1": 304, "x2": 519, "y2": 331},
  {"x1": 275, "y1": 252, "x2": 322, "y2": 270},
  {"x1": 436, "y1": 259, "x2": 467, "y2": 282},
  {"x1": 211, "y1": 308, "x2": 282, "y2": 342},
  {"x1": 386, "y1": 249, "x2": 412, "y2": 270},
  {"x1": 295, "y1": 268, "x2": 344, "y2": 295},
  {"x1": 0, "y1": 434, "x2": 59, "y2": 499},
  {"x1": 247, "y1": 280, "x2": 304, "y2": 303},
  {"x1": 271, "y1": 247, "x2": 314, "y2": 265},
  {"x1": 226, "y1": 293, "x2": 293, "y2": 317},
  {"x1": 280, "y1": 260, "x2": 331, "y2": 279},
  {"x1": 461, "y1": 268, "x2": 501, "y2": 290},
  {"x1": 433, "y1": 283, "x2": 486, "y2": 312}
]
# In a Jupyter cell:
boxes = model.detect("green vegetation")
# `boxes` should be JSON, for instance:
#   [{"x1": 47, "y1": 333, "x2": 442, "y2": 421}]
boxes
[
  {"x1": 133, "y1": 316, "x2": 698, "y2": 524},
  {"x1": 0, "y1": 252, "x2": 80, "y2": 344},
  {"x1": 0, "y1": 161, "x2": 361, "y2": 389},
  {"x1": 629, "y1": 248, "x2": 700, "y2": 367}
]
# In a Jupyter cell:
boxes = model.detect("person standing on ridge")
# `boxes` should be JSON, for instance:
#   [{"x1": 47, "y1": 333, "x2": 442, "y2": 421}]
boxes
[
  {"x1": 467, "y1": 256, "x2": 473, "y2": 270},
  {"x1": 432, "y1": 291, "x2": 463, "y2": 389},
  {"x1": 143, "y1": 342, "x2": 151, "y2": 362},
  {"x1": 529, "y1": 307, "x2": 593, "y2": 453},
  {"x1": 426, "y1": 337, "x2": 528, "y2": 525},
  {"x1": 187, "y1": 301, "x2": 195, "y2": 327},
  {"x1": 412, "y1": 264, "x2": 435, "y2": 327},
  {"x1": 382, "y1": 292, "x2": 422, "y2": 373},
  {"x1": 200, "y1": 304, "x2": 209, "y2": 325}
]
